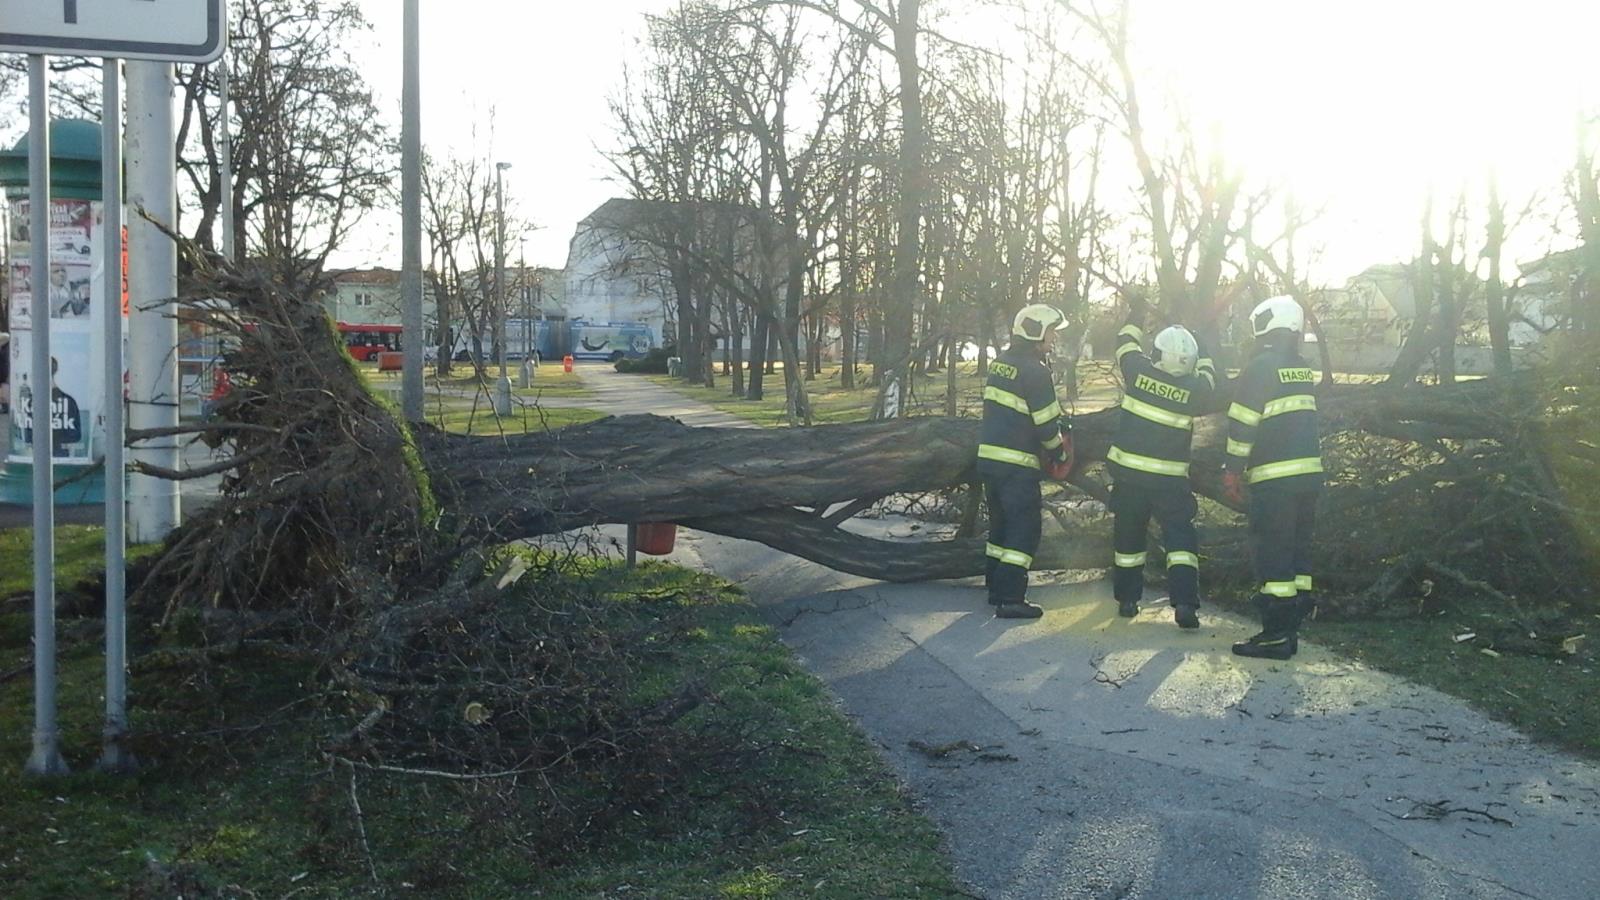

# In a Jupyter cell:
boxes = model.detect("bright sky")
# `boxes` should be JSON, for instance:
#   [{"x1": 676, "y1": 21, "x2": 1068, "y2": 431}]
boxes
[
  {"x1": 342, "y1": 1, "x2": 674, "y2": 269},
  {"x1": 340, "y1": 0, "x2": 1597, "y2": 283}
]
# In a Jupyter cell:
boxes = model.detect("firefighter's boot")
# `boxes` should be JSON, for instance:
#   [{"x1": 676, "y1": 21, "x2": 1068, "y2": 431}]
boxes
[
  {"x1": 1173, "y1": 604, "x2": 1200, "y2": 629},
  {"x1": 1231, "y1": 600, "x2": 1300, "y2": 660},
  {"x1": 995, "y1": 601, "x2": 1044, "y2": 619}
]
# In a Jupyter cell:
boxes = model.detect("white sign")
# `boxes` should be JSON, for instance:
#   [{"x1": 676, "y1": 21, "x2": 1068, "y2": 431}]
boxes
[{"x1": 0, "y1": 0, "x2": 226, "y2": 62}]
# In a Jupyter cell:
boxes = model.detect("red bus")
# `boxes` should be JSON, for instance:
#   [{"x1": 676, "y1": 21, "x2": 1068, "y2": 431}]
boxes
[{"x1": 338, "y1": 322, "x2": 403, "y2": 362}]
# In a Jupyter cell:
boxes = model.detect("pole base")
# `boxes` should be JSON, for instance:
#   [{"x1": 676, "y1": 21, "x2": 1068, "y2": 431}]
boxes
[
  {"x1": 24, "y1": 731, "x2": 70, "y2": 777},
  {"x1": 97, "y1": 739, "x2": 140, "y2": 775}
]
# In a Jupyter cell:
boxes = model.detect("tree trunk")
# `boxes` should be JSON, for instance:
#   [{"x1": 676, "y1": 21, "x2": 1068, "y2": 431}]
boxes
[
  {"x1": 747, "y1": 313, "x2": 770, "y2": 400},
  {"x1": 1485, "y1": 175, "x2": 1513, "y2": 377}
]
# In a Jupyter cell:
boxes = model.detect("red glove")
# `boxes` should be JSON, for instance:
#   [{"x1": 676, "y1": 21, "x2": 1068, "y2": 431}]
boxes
[
  {"x1": 1221, "y1": 469, "x2": 1246, "y2": 507},
  {"x1": 1044, "y1": 434, "x2": 1075, "y2": 481}
]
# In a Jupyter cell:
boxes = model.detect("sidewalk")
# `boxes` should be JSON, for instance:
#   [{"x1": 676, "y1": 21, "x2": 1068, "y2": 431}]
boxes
[{"x1": 629, "y1": 368, "x2": 1600, "y2": 899}]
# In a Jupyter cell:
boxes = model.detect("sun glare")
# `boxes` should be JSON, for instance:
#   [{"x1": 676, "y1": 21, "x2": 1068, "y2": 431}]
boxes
[{"x1": 1132, "y1": 0, "x2": 1595, "y2": 273}]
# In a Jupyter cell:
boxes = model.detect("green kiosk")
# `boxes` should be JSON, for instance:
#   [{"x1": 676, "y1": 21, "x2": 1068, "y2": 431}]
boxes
[{"x1": 0, "y1": 118, "x2": 123, "y2": 505}]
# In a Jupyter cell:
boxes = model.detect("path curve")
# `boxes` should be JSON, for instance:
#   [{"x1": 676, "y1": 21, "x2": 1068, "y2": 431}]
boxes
[{"x1": 594, "y1": 364, "x2": 1600, "y2": 899}]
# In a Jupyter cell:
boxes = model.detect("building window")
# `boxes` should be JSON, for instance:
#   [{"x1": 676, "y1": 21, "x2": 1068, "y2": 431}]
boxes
[{"x1": 355, "y1": 291, "x2": 373, "y2": 308}]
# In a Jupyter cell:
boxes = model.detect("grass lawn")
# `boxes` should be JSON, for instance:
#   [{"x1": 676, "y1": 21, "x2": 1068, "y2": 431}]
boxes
[
  {"x1": 424, "y1": 399, "x2": 604, "y2": 435},
  {"x1": 0, "y1": 544, "x2": 962, "y2": 898},
  {"x1": 647, "y1": 359, "x2": 1123, "y2": 427},
  {"x1": 649, "y1": 361, "x2": 986, "y2": 426},
  {"x1": 1306, "y1": 601, "x2": 1600, "y2": 759},
  {"x1": 356, "y1": 363, "x2": 604, "y2": 435}
]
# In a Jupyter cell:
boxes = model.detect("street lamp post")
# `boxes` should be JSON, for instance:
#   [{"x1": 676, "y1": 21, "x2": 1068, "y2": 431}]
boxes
[{"x1": 493, "y1": 161, "x2": 512, "y2": 416}]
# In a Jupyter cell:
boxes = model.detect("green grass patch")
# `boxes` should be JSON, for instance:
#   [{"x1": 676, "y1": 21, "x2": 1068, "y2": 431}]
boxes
[
  {"x1": 647, "y1": 360, "x2": 1122, "y2": 427},
  {"x1": 425, "y1": 400, "x2": 604, "y2": 435},
  {"x1": 0, "y1": 526, "x2": 160, "y2": 598},
  {"x1": 1306, "y1": 600, "x2": 1600, "y2": 759},
  {"x1": 0, "y1": 558, "x2": 961, "y2": 897}
]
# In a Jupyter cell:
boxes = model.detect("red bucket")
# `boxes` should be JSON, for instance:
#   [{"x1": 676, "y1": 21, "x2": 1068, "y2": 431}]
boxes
[{"x1": 635, "y1": 522, "x2": 677, "y2": 555}]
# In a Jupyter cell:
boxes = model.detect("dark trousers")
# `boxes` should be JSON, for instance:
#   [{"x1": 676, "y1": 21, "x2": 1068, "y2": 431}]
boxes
[
  {"x1": 1247, "y1": 487, "x2": 1319, "y2": 619},
  {"x1": 1111, "y1": 480, "x2": 1199, "y2": 607},
  {"x1": 984, "y1": 471, "x2": 1042, "y2": 604}
]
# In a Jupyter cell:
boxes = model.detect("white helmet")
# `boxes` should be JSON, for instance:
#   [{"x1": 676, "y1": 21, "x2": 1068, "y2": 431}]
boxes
[
  {"x1": 1152, "y1": 325, "x2": 1199, "y2": 377},
  {"x1": 1250, "y1": 295, "x2": 1304, "y2": 337},
  {"x1": 1012, "y1": 304, "x2": 1069, "y2": 341}
]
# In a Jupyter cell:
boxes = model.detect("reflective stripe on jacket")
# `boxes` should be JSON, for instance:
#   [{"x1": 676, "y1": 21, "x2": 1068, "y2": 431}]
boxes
[
  {"x1": 1108, "y1": 323, "x2": 1215, "y2": 484},
  {"x1": 978, "y1": 343, "x2": 1067, "y2": 478},
  {"x1": 1225, "y1": 338, "x2": 1324, "y2": 490}
]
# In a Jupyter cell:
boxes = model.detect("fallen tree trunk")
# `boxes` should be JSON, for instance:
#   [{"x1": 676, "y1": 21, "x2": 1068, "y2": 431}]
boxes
[{"x1": 417, "y1": 374, "x2": 1522, "y2": 583}]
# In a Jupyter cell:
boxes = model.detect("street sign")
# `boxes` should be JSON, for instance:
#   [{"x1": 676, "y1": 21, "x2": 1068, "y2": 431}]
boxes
[{"x1": 0, "y1": 0, "x2": 226, "y2": 63}]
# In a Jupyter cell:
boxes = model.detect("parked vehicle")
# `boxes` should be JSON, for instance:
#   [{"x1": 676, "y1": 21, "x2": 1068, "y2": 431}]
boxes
[{"x1": 569, "y1": 321, "x2": 655, "y2": 362}]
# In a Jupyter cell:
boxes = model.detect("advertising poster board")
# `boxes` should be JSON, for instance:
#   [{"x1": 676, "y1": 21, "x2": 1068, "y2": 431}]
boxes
[{"x1": 5, "y1": 197, "x2": 125, "y2": 466}]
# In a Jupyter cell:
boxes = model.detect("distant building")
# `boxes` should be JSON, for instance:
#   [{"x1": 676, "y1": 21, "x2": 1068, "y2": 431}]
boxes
[
  {"x1": 560, "y1": 199, "x2": 677, "y2": 341},
  {"x1": 1512, "y1": 247, "x2": 1582, "y2": 345},
  {"x1": 1312, "y1": 263, "x2": 1416, "y2": 351}
]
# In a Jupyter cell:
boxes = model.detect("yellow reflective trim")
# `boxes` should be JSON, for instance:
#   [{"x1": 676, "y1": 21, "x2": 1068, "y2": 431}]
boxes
[
  {"x1": 1295, "y1": 575, "x2": 1314, "y2": 591},
  {"x1": 995, "y1": 548, "x2": 1034, "y2": 568},
  {"x1": 1115, "y1": 341, "x2": 1140, "y2": 361},
  {"x1": 985, "y1": 543, "x2": 1005, "y2": 560},
  {"x1": 978, "y1": 444, "x2": 1041, "y2": 469},
  {"x1": 1226, "y1": 438, "x2": 1254, "y2": 458},
  {"x1": 1166, "y1": 551, "x2": 1199, "y2": 569},
  {"x1": 1107, "y1": 446, "x2": 1190, "y2": 477},
  {"x1": 1032, "y1": 400, "x2": 1063, "y2": 425},
  {"x1": 1120, "y1": 395, "x2": 1193, "y2": 429},
  {"x1": 1228, "y1": 402, "x2": 1262, "y2": 426},
  {"x1": 1118, "y1": 323, "x2": 1145, "y2": 341},
  {"x1": 1042, "y1": 433, "x2": 1063, "y2": 450},
  {"x1": 1263, "y1": 580, "x2": 1299, "y2": 598},
  {"x1": 1262, "y1": 394, "x2": 1317, "y2": 419},
  {"x1": 983, "y1": 385, "x2": 1031, "y2": 415},
  {"x1": 1246, "y1": 457, "x2": 1324, "y2": 484},
  {"x1": 1114, "y1": 551, "x2": 1148, "y2": 568}
]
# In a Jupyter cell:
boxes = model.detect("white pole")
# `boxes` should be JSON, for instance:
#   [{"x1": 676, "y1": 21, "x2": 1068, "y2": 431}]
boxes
[
  {"x1": 23, "y1": 54, "x2": 68, "y2": 778},
  {"x1": 99, "y1": 58, "x2": 134, "y2": 773},
  {"x1": 493, "y1": 163, "x2": 511, "y2": 416},
  {"x1": 125, "y1": 61, "x2": 180, "y2": 543},
  {"x1": 400, "y1": 0, "x2": 424, "y2": 422},
  {"x1": 218, "y1": 57, "x2": 234, "y2": 264}
]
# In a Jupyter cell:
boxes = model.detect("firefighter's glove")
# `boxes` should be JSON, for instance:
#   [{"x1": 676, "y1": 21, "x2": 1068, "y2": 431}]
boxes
[{"x1": 1221, "y1": 469, "x2": 1246, "y2": 507}]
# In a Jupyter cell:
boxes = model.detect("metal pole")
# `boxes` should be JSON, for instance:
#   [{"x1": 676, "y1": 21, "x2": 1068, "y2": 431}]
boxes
[
  {"x1": 518, "y1": 242, "x2": 531, "y2": 387},
  {"x1": 492, "y1": 163, "x2": 511, "y2": 415},
  {"x1": 125, "y1": 61, "x2": 180, "y2": 543},
  {"x1": 99, "y1": 58, "x2": 134, "y2": 773},
  {"x1": 218, "y1": 56, "x2": 234, "y2": 264},
  {"x1": 24, "y1": 54, "x2": 67, "y2": 778},
  {"x1": 400, "y1": 0, "x2": 424, "y2": 422}
]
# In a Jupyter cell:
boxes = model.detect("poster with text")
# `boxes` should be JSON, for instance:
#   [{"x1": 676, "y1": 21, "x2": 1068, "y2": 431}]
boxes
[{"x1": 6, "y1": 198, "x2": 125, "y2": 467}]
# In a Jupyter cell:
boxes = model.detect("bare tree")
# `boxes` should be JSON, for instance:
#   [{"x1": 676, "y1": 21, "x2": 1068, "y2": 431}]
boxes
[{"x1": 174, "y1": 0, "x2": 394, "y2": 288}]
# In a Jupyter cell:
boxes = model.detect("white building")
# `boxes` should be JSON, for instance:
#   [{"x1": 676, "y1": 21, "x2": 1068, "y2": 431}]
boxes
[{"x1": 559, "y1": 199, "x2": 676, "y2": 343}]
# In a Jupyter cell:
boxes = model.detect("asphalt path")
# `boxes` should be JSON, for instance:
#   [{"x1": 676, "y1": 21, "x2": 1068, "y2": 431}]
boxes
[{"x1": 587, "y1": 364, "x2": 1600, "y2": 900}]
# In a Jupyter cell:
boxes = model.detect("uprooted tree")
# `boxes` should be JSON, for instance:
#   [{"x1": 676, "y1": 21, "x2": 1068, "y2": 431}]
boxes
[{"x1": 137, "y1": 251, "x2": 1600, "y2": 653}]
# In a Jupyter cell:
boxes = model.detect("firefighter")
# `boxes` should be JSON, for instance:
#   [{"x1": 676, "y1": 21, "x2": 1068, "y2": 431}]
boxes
[
  {"x1": 1223, "y1": 295, "x2": 1324, "y2": 660},
  {"x1": 1107, "y1": 316, "x2": 1216, "y2": 627},
  {"x1": 978, "y1": 304, "x2": 1074, "y2": 619}
]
